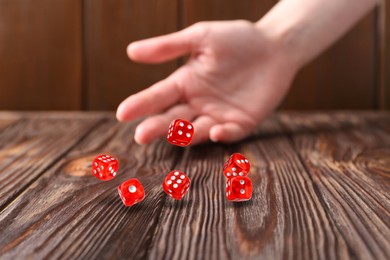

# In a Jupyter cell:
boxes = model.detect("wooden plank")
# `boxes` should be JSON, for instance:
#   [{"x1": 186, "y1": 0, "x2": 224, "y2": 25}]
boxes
[
  {"x1": 0, "y1": 118, "x2": 180, "y2": 259},
  {"x1": 147, "y1": 117, "x2": 352, "y2": 259},
  {"x1": 283, "y1": 13, "x2": 377, "y2": 110},
  {"x1": 0, "y1": 0, "x2": 82, "y2": 110},
  {"x1": 279, "y1": 112, "x2": 390, "y2": 259},
  {"x1": 84, "y1": 0, "x2": 178, "y2": 110},
  {"x1": 376, "y1": 2, "x2": 386, "y2": 109},
  {"x1": 0, "y1": 114, "x2": 102, "y2": 210},
  {"x1": 182, "y1": 0, "x2": 276, "y2": 25},
  {"x1": 384, "y1": 1, "x2": 390, "y2": 109},
  {"x1": 1, "y1": 113, "x2": 388, "y2": 258},
  {"x1": 0, "y1": 113, "x2": 22, "y2": 133}
]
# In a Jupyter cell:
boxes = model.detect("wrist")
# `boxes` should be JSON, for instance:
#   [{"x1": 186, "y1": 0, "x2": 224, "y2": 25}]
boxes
[{"x1": 253, "y1": 18, "x2": 303, "y2": 75}]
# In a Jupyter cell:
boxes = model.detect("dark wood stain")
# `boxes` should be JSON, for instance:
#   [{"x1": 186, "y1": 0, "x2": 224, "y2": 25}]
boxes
[{"x1": 0, "y1": 112, "x2": 389, "y2": 259}]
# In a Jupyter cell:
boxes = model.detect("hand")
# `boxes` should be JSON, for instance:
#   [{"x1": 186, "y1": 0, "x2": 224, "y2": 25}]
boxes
[{"x1": 116, "y1": 20, "x2": 298, "y2": 145}]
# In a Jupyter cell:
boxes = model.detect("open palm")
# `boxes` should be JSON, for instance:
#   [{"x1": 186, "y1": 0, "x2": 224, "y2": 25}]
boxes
[{"x1": 116, "y1": 20, "x2": 297, "y2": 145}]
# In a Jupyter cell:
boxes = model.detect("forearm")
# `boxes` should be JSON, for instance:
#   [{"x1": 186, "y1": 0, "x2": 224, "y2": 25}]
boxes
[{"x1": 256, "y1": 0, "x2": 379, "y2": 68}]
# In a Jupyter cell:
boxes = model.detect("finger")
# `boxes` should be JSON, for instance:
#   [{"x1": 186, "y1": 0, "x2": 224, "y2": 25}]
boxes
[
  {"x1": 127, "y1": 23, "x2": 206, "y2": 64},
  {"x1": 190, "y1": 116, "x2": 217, "y2": 145},
  {"x1": 134, "y1": 104, "x2": 196, "y2": 145},
  {"x1": 116, "y1": 73, "x2": 183, "y2": 122},
  {"x1": 209, "y1": 122, "x2": 253, "y2": 143}
]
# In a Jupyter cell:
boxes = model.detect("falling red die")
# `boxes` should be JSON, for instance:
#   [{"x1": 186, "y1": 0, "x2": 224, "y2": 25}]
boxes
[
  {"x1": 226, "y1": 176, "x2": 252, "y2": 201},
  {"x1": 167, "y1": 119, "x2": 194, "y2": 147},
  {"x1": 92, "y1": 154, "x2": 119, "y2": 181},
  {"x1": 162, "y1": 170, "x2": 191, "y2": 200},
  {"x1": 118, "y1": 178, "x2": 145, "y2": 207},
  {"x1": 223, "y1": 153, "x2": 250, "y2": 178}
]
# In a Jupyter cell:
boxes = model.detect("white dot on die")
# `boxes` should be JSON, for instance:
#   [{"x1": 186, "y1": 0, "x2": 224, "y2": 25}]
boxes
[
  {"x1": 179, "y1": 122, "x2": 184, "y2": 127},
  {"x1": 94, "y1": 162, "x2": 98, "y2": 166},
  {"x1": 109, "y1": 167, "x2": 112, "y2": 171},
  {"x1": 174, "y1": 171, "x2": 179, "y2": 176},
  {"x1": 177, "y1": 179, "x2": 182, "y2": 184},
  {"x1": 241, "y1": 160, "x2": 245, "y2": 163},
  {"x1": 227, "y1": 172, "x2": 231, "y2": 177},
  {"x1": 128, "y1": 185, "x2": 137, "y2": 193},
  {"x1": 186, "y1": 133, "x2": 191, "y2": 138},
  {"x1": 239, "y1": 172, "x2": 244, "y2": 176},
  {"x1": 173, "y1": 184, "x2": 178, "y2": 188},
  {"x1": 178, "y1": 130, "x2": 183, "y2": 135},
  {"x1": 240, "y1": 180, "x2": 245, "y2": 185},
  {"x1": 232, "y1": 167, "x2": 236, "y2": 171},
  {"x1": 245, "y1": 159, "x2": 249, "y2": 163},
  {"x1": 187, "y1": 125, "x2": 192, "y2": 129},
  {"x1": 180, "y1": 175, "x2": 185, "y2": 179},
  {"x1": 167, "y1": 180, "x2": 172, "y2": 185},
  {"x1": 171, "y1": 176, "x2": 176, "y2": 180},
  {"x1": 233, "y1": 172, "x2": 237, "y2": 176},
  {"x1": 240, "y1": 189, "x2": 245, "y2": 194},
  {"x1": 236, "y1": 160, "x2": 240, "y2": 164}
]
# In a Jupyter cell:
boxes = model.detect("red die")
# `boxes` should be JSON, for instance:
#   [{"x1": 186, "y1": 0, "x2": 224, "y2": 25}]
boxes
[
  {"x1": 118, "y1": 178, "x2": 145, "y2": 207},
  {"x1": 223, "y1": 153, "x2": 250, "y2": 178},
  {"x1": 92, "y1": 154, "x2": 119, "y2": 181},
  {"x1": 226, "y1": 176, "x2": 252, "y2": 201},
  {"x1": 162, "y1": 170, "x2": 191, "y2": 200},
  {"x1": 167, "y1": 119, "x2": 194, "y2": 147}
]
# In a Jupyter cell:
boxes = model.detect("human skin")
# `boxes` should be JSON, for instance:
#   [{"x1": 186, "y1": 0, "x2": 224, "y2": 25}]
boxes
[{"x1": 116, "y1": 0, "x2": 379, "y2": 145}]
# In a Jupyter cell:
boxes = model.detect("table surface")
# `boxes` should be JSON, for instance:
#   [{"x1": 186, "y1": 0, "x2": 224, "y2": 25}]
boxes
[{"x1": 0, "y1": 112, "x2": 389, "y2": 260}]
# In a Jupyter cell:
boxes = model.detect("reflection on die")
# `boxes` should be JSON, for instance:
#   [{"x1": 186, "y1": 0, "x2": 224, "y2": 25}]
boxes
[
  {"x1": 92, "y1": 154, "x2": 119, "y2": 181},
  {"x1": 118, "y1": 178, "x2": 145, "y2": 207},
  {"x1": 162, "y1": 170, "x2": 191, "y2": 200},
  {"x1": 226, "y1": 176, "x2": 252, "y2": 201},
  {"x1": 223, "y1": 153, "x2": 250, "y2": 178},
  {"x1": 167, "y1": 119, "x2": 194, "y2": 147}
]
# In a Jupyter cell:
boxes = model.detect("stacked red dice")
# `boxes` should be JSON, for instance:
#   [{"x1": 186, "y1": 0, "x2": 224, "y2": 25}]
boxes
[{"x1": 223, "y1": 153, "x2": 253, "y2": 201}]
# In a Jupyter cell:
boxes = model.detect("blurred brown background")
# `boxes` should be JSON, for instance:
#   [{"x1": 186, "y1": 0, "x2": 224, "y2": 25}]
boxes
[{"x1": 0, "y1": 0, "x2": 388, "y2": 111}]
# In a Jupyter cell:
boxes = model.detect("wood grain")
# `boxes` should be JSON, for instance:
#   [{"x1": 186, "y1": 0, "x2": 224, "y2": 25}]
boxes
[
  {"x1": 279, "y1": 112, "x2": 390, "y2": 259},
  {"x1": 148, "y1": 118, "x2": 353, "y2": 259},
  {"x1": 182, "y1": 0, "x2": 276, "y2": 25},
  {"x1": 0, "y1": 112, "x2": 389, "y2": 259},
  {"x1": 84, "y1": 0, "x2": 178, "y2": 110},
  {"x1": 0, "y1": 117, "x2": 180, "y2": 259},
  {"x1": 0, "y1": 0, "x2": 82, "y2": 110},
  {"x1": 0, "y1": 114, "x2": 102, "y2": 211}
]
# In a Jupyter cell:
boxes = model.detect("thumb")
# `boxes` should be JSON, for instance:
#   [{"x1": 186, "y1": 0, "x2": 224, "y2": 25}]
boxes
[{"x1": 127, "y1": 23, "x2": 207, "y2": 64}]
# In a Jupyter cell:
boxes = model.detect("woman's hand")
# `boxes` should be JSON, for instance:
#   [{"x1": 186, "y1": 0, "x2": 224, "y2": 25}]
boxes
[{"x1": 116, "y1": 20, "x2": 299, "y2": 145}]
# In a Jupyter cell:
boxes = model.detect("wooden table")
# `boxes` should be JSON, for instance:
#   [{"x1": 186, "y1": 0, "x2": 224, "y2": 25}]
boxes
[{"x1": 0, "y1": 112, "x2": 389, "y2": 259}]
